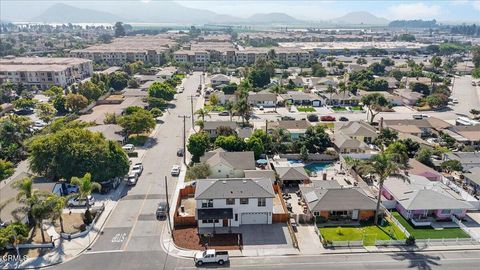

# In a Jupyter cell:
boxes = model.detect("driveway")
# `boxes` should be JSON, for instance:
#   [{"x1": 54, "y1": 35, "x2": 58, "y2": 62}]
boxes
[
  {"x1": 296, "y1": 225, "x2": 324, "y2": 254},
  {"x1": 240, "y1": 224, "x2": 292, "y2": 249},
  {"x1": 465, "y1": 212, "x2": 480, "y2": 240}
]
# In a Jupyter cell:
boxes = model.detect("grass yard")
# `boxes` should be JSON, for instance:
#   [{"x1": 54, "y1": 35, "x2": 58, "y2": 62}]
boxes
[
  {"x1": 391, "y1": 211, "x2": 469, "y2": 239},
  {"x1": 204, "y1": 105, "x2": 225, "y2": 112},
  {"x1": 317, "y1": 122, "x2": 334, "y2": 129},
  {"x1": 127, "y1": 134, "x2": 149, "y2": 146},
  {"x1": 331, "y1": 106, "x2": 348, "y2": 112},
  {"x1": 350, "y1": 105, "x2": 364, "y2": 111},
  {"x1": 320, "y1": 219, "x2": 406, "y2": 246},
  {"x1": 297, "y1": 106, "x2": 315, "y2": 112}
]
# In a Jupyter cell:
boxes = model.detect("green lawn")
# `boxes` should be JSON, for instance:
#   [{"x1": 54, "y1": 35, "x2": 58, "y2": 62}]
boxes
[
  {"x1": 391, "y1": 211, "x2": 469, "y2": 239},
  {"x1": 297, "y1": 106, "x2": 315, "y2": 112},
  {"x1": 204, "y1": 105, "x2": 225, "y2": 112},
  {"x1": 350, "y1": 105, "x2": 364, "y2": 111},
  {"x1": 331, "y1": 106, "x2": 348, "y2": 112},
  {"x1": 320, "y1": 219, "x2": 406, "y2": 246},
  {"x1": 317, "y1": 123, "x2": 334, "y2": 130},
  {"x1": 127, "y1": 135, "x2": 149, "y2": 146}
]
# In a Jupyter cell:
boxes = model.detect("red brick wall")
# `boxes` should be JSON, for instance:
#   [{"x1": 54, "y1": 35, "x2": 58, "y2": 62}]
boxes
[{"x1": 359, "y1": 210, "x2": 375, "y2": 220}]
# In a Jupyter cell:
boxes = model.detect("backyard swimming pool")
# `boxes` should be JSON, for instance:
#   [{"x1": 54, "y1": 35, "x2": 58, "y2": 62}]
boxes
[{"x1": 288, "y1": 160, "x2": 333, "y2": 172}]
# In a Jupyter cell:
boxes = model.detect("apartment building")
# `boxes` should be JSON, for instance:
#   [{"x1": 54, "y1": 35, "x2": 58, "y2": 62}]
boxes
[
  {"x1": 70, "y1": 35, "x2": 177, "y2": 66},
  {"x1": 0, "y1": 56, "x2": 93, "y2": 90}
]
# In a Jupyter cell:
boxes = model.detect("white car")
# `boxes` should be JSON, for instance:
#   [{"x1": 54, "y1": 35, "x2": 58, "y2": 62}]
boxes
[
  {"x1": 171, "y1": 165, "x2": 180, "y2": 176},
  {"x1": 131, "y1": 163, "x2": 143, "y2": 176},
  {"x1": 68, "y1": 195, "x2": 95, "y2": 207},
  {"x1": 127, "y1": 172, "x2": 138, "y2": 186},
  {"x1": 178, "y1": 86, "x2": 184, "y2": 93},
  {"x1": 122, "y1": 144, "x2": 135, "y2": 153}
]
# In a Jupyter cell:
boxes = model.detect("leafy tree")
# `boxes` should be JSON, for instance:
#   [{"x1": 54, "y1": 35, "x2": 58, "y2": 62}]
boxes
[
  {"x1": 65, "y1": 93, "x2": 88, "y2": 113},
  {"x1": 52, "y1": 95, "x2": 67, "y2": 114},
  {"x1": 187, "y1": 132, "x2": 211, "y2": 162},
  {"x1": 415, "y1": 147, "x2": 433, "y2": 167},
  {"x1": 311, "y1": 63, "x2": 327, "y2": 77},
  {"x1": 28, "y1": 128, "x2": 129, "y2": 181},
  {"x1": 369, "y1": 62, "x2": 385, "y2": 75},
  {"x1": 150, "y1": 108, "x2": 163, "y2": 118},
  {"x1": 216, "y1": 126, "x2": 236, "y2": 137},
  {"x1": 13, "y1": 98, "x2": 35, "y2": 110},
  {"x1": 104, "y1": 113, "x2": 119, "y2": 124},
  {"x1": 297, "y1": 125, "x2": 331, "y2": 154},
  {"x1": 248, "y1": 67, "x2": 271, "y2": 88},
  {"x1": 430, "y1": 56, "x2": 442, "y2": 70},
  {"x1": 250, "y1": 129, "x2": 273, "y2": 153},
  {"x1": 146, "y1": 96, "x2": 167, "y2": 110},
  {"x1": 185, "y1": 162, "x2": 210, "y2": 180},
  {"x1": 77, "y1": 81, "x2": 104, "y2": 101},
  {"x1": 209, "y1": 93, "x2": 219, "y2": 107},
  {"x1": 410, "y1": 82, "x2": 430, "y2": 95},
  {"x1": 148, "y1": 82, "x2": 175, "y2": 101},
  {"x1": 440, "y1": 160, "x2": 463, "y2": 173},
  {"x1": 426, "y1": 94, "x2": 448, "y2": 109},
  {"x1": 374, "y1": 128, "x2": 398, "y2": 149},
  {"x1": 118, "y1": 108, "x2": 155, "y2": 136},
  {"x1": 0, "y1": 159, "x2": 14, "y2": 181},
  {"x1": 214, "y1": 135, "x2": 246, "y2": 152},
  {"x1": 389, "y1": 69, "x2": 404, "y2": 81},
  {"x1": 472, "y1": 67, "x2": 480, "y2": 79},
  {"x1": 380, "y1": 58, "x2": 395, "y2": 67},
  {"x1": 246, "y1": 137, "x2": 264, "y2": 159},
  {"x1": 109, "y1": 72, "x2": 129, "y2": 91},
  {"x1": 355, "y1": 152, "x2": 407, "y2": 224},
  {"x1": 300, "y1": 145, "x2": 309, "y2": 161},
  {"x1": 399, "y1": 138, "x2": 420, "y2": 158},
  {"x1": 0, "y1": 115, "x2": 32, "y2": 162},
  {"x1": 271, "y1": 128, "x2": 291, "y2": 154},
  {"x1": 44, "y1": 86, "x2": 64, "y2": 97},
  {"x1": 222, "y1": 83, "x2": 238, "y2": 95},
  {"x1": 234, "y1": 98, "x2": 252, "y2": 125},
  {"x1": 356, "y1": 58, "x2": 367, "y2": 65},
  {"x1": 471, "y1": 45, "x2": 480, "y2": 68},
  {"x1": 70, "y1": 173, "x2": 101, "y2": 211},
  {"x1": 361, "y1": 93, "x2": 389, "y2": 123},
  {"x1": 440, "y1": 132, "x2": 456, "y2": 149},
  {"x1": 0, "y1": 222, "x2": 29, "y2": 253},
  {"x1": 35, "y1": 102, "x2": 57, "y2": 123},
  {"x1": 114, "y1": 22, "x2": 126, "y2": 37},
  {"x1": 128, "y1": 78, "x2": 139, "y2": 88},
  {"x1": 384, "y1": 141, "x2": 409, "y2": 166}
]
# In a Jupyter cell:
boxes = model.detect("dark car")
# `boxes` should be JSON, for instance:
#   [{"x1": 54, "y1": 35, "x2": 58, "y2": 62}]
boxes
[
  {"x1": 156, "y1": 202, "x2": 168, "y2": 219},
  {"x1": 281, "y1": 116, "x2": 295, "y2": 121},
  {"x1": 13, "y1": 107, "x2": 34, "y2": 115},
  {"x1": 321, "y1": 115, "x2": 336, "y2": 121},
  {"x1": 177, "y1": 148, "x2": 184, "y2": 157},
  {"x1": 339, "y1": 116, "x2": 349, "y2": 122},
  {"x1": 307, "y1": 114, "x2": 319, "y2": 122}
]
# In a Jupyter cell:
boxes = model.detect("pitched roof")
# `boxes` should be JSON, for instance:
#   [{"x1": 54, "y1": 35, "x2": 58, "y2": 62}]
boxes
[
  {"x1": 200, "y1": 149, "x2": 256, "y2": 170},
  {"x1": 300, "y1": 186, "x2": 377, "y2": 212},
  {"x1": 388, "y1": 124, "x2": 422, "y2": 134},
  {"x1": 449, "y1": 125, "x2": 480, "y2": 141},
  {"x1": 383, "y1": 174, "x2": 472, "y2": 211},
  {"x1": 275, "y1": 166, "x2": 309, "y2": 181},
  {"x1": 195, "y1": 178, "x2": 275, "y2": 199},
  {"x1": 464, "y1": 167, "x2": 480, "y2": 186},
  {"x1": 333, "y1": 133, "x2": 369, "y2": 150},
  {"x1": 203, "y1": 121, "x2": 237, "y2": 131},
  {"x1": 211, "y1": 74, "x2": 230, "y2": 82},
  {"x1": 248, "y1": 91, "x2": 277, "y2": 102},
  {"x1": 244, "y1": 170, "x2": 276, "y2": 183},
  {"x1": 407, "y1": 159, "x2": 441, "y2": 180},
  {"x1": 269, "y1": 120, "x2": 311, "y2": 131},
  {"x1": 336, "y1": 121, "x2": 377, "y2": 138}
]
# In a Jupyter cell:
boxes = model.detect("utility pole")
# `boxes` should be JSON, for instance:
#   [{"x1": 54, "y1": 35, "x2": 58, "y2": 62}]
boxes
[
  {"x1": 188, "y1": 95, "x2": 196, "y2": 127},
  {"x1": 178, "y1": 115, "x2": 191, "y2": 165},
  {"x1": 164, "y1": 176, "x2": 173, "y2": 240}
]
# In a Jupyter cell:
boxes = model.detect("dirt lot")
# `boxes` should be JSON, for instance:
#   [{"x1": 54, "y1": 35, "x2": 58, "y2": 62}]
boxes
[
  {"x1": 53, "y1": 213, "x2": 84, "y2": 234},
  {"x1": 173, "y1": 227, "x2": 242, "y2": 250}
]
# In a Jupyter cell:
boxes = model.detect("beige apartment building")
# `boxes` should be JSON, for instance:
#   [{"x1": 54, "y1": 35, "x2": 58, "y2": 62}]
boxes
[
  {"x1": 70, "y1": 35, "x2": 177, "y2": 66},
  {"x1": 0, "y1": 56, "x2": 93, "y2": 90}
]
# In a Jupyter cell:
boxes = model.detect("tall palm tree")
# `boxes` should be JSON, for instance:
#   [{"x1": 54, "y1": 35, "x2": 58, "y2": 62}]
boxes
[
  {"x1": 325, "y1": 85, "x2": 336, "y2": 106},
  {"x1": 224, "y1": 101, "x2": 235, "y2": 121},
  {"x1": 12, "y1": 177, "x2": 48, "y2": 225},
  {"x1": 356, "y1": 152, "x2": 407, "y2": 225},
  {"x1": 234, "y1": 98, "x2": 252, "y2": 125},
  {"x1": 194, "y1": 108, "x2": 211, "y2": 123},
  {"x1": 270, "y1": 85, "x2": 284, "y2": 112},
  {"x1": 46, "y1": 194, "x2": 66, "y2": 233},
  {"x1": 70, "y1": 173, "x2": 101, "y2": 211},
  {"x1": 30, "y1": 195, "x2": 50, "y2": 243}
]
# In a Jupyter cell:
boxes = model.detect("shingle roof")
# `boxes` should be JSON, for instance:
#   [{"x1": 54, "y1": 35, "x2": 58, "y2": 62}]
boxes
[
  {"x1": 200, "y1": 149, "x2": 255, "y2": 170},
  {"x1": 299, "y1": 186, "x2": 377, "y2": 212},
  {"x1": 464, "y1": 167, "x2": 480, "y2": 186},
  {"x1": 244, "y1": 170, "x2": 276, "y2": 183},
  {"x1": 333, "y1": 133, "x2": 369, "y2": 150},
  {"x1": 248, "y1": 91, "x2": 277, "y2": 102},
  {"x1": 336, "y1": 121, "x2": 377, "y2": 138},
  {"x1": 275, "y1": 166, "x2": 309, "y2": 181},
  {"x1": 195, "y1": 178, "x2": 275, "y2": 199},
  {"x1": 203, "y1": 121, "x2": 237, "y2": 131},
  {"x1": 383, "y1": 175, "x2": 472, "y2": 211}
]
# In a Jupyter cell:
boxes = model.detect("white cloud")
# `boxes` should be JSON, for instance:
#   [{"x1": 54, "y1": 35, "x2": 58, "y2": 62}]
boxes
[
  {"x1": 451, "y1": 0, "x2": 469, "y2": 5},
  {"x1": 473, "y1": 1, "x2": 480, "y2": 10},
  {"x1": 388, "y1": 2, "x2": 441, "y2": 19}
]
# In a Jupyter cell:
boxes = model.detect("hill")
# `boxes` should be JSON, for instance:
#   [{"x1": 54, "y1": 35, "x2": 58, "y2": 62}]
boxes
[{"x1": 331, "y1": 11, "x2": 389, "y2": 25}]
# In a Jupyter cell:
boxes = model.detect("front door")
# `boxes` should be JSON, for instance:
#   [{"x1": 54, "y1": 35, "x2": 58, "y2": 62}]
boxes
[{"x1": 223, "y1": 218, "x2": 228, "y2": 227}]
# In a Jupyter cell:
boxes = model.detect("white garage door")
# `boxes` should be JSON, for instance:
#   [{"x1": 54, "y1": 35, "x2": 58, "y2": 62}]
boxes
[{"x1": 241, "y1": 212, "x2": 268, "y2": 225}]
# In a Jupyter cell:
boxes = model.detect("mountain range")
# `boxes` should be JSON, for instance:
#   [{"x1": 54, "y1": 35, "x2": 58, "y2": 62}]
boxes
[{"x1": 2, "y1": 1, "x2": 389, "y2": 26}]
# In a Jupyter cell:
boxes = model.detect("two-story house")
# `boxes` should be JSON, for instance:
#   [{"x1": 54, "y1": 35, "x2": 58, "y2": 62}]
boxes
[{"x1": 195, "y1": 178, "x2": 275, "y2": 228}]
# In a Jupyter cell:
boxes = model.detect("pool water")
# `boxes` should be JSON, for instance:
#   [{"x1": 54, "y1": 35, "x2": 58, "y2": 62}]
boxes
[{"x1": 287, "y1": 160, "x2": 333, "y2": 172}]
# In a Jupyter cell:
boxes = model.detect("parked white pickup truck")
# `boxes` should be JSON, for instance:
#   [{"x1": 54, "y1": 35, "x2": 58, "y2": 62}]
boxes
[{"x1": 194, "y1": 249, "x2": 229, "y2": 266}]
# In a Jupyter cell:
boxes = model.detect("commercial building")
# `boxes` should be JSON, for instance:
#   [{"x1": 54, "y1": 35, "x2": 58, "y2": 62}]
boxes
[
  {"x1": 0, "y1": 56, "x2": 93, "y2": 89},
  {"x1": 70, "y1": 35, "x2": 177, "y2": 66}
]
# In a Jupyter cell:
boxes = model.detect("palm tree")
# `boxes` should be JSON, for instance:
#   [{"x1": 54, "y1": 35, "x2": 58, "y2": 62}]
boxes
[
  {"x1": 70, "y1": 173, "x2": 101, "y2": 211},
  {"x1": 194, "y1": 108, "x2": 211, "y2": 123},
  {"x1": 234, "y1": 98, "x2": 252, "y2": 125},
  {"x1": 355, "y1": 152, "x2": 407, "y2": 225},
  {"x1": 46, "y1": 194, "x2": 66, "y2": 233},
  {"x1": 325, "y1": 85, "x2": 336, "y2": 106},
  {"x1": 30, "y1": 195, "x2": 50, "y2": 243},
  {"x1": 12, "y1": 177, "x2": 48, "y2": 225},
  {"x1": 267, "y1": 49, "x2": 277, "y2": 61},
  {"x1": 195, "y1": 119, "x2": 205, "y2": 130},
  {"x1": 224, "y1": 101, "x2": 235, "y2": 121},
  {"x1": 270, "y1": 85, "x2": 284, "y2": 112}
]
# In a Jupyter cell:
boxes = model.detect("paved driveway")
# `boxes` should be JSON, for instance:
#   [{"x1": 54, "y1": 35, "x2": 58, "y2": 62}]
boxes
[{"x1": 241, "y1": 224, "x2": 292, "y2": 249}]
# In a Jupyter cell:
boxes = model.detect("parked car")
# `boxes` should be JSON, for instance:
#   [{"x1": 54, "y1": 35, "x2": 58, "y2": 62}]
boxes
[
  {"x1": 68, "y1": 195, "x2": 95, "y2": 207},
  {"x1": 218, "y1": 111, "x2": 229, "y2": 116},
  {"x1": 122, "y1": 144, "x2": 135, "y2": 153},
  {"x1": 131, "y1": 163, "x2": 143, "y2": 176},
  {"x1": 472, "y1": 81, "x2": 476, "y2": 86},
  {"x1": 281, "y1": 116, "x2": 295, "y2": 121},
  {"x1": 451, "y1": 98, "x2": 459, "y2": 104},
  {"x1": 99, "y1": 177, "x2": 122, "y2": 194},
  {"x1": 194, "y1": 250, "x2": 229, "y2": 266},
  {"x1": 171, "y1": 165, "x2": 180, "y2": 176},
  {"x1": 13, "y1": 107, "x2": 34, "y2": 115},
  {"x1": 339, "y1": 116, "x2": 349, "y2": 122},
  {"x1": 127, "y1": 172, "x2": 138, "y2": 186},
  {"x1": 259, "y1": 106, "x2": 264, "y2": 111},
  {"x1": 178, "y1": 86, "x2": 184, "y2": 93},
  {"x1": 156, "y1": 201, "x2": 168, "y2": 219},
  {"x1": 307, "y1": 114, "x2": 318, "y2": 122},
  {"x1": 65, "y1": 184, "x2": 79, "y2": 194},
  {"x1": 412, "y1": 114, "x2": 429, "y2": 120},
  {"x1": 177, "y1": 148, "x2": 184, "y2": 157},
  {"x1": 321, "y1": 115, "x2": 336, "y2": 121}
]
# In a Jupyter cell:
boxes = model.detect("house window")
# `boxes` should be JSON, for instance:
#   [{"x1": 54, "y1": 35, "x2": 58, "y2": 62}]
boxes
[
  {"x1": 313, "y1": 212, "x2": 320, "y2": 216},
  {"x1": 240, "y1": 198, "x2": 249, "y2": 205},
  {"x1": 258, "y1": 198, "x2": 266, "y2": 207},
  {"x1": 202, "y1": 219, "x2": 219, "y2": 224},
  {"x1": 234, "y1": 214, "x2": 238, "y2": 221},
  {"x1": 441, "y1": 209, "x2": 451, "y2": 215},
  {"x1": 226, "y1": 198, "x2": 235, "y2": 205},
  {"x1": 201, "y1": 199, "x2": 213, "y2": 208}
]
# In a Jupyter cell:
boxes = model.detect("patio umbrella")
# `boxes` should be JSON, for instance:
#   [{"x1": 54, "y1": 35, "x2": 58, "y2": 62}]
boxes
[{"x1": 256, "y1": 159, "x2": 268, "y2": 165}]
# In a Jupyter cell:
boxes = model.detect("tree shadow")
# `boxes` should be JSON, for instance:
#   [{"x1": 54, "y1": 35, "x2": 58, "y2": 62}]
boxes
[{"x1": 389, "y1": 246, "x2": 441, "y2": 270}]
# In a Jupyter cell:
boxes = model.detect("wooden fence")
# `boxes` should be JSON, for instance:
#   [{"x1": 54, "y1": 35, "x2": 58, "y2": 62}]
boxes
[
  {"x1": 272, "y1": 213, "x2": 289, "y2": 223},
  {"x1": 173, "y1": 186, "x2": 197, "y2": 229}
]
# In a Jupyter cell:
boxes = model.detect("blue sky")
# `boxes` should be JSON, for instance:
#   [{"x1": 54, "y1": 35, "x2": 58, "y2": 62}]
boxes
[{"x1": 177, "y1": 0, "x2": 480, "y2": 22}]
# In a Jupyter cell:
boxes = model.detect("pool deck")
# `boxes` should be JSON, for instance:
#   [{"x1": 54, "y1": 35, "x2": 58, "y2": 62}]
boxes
[{"x1": 309, "y1": 162, "x2": 358, "y2": 188}]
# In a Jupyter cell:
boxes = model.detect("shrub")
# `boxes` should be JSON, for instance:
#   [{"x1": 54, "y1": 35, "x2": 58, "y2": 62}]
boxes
[
  {"x1": 83, "y1": 209, "x2": 93, "y2": 225},
  {"x1": 406, "y1": 236, "x2": 416, "y2": 246}
]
